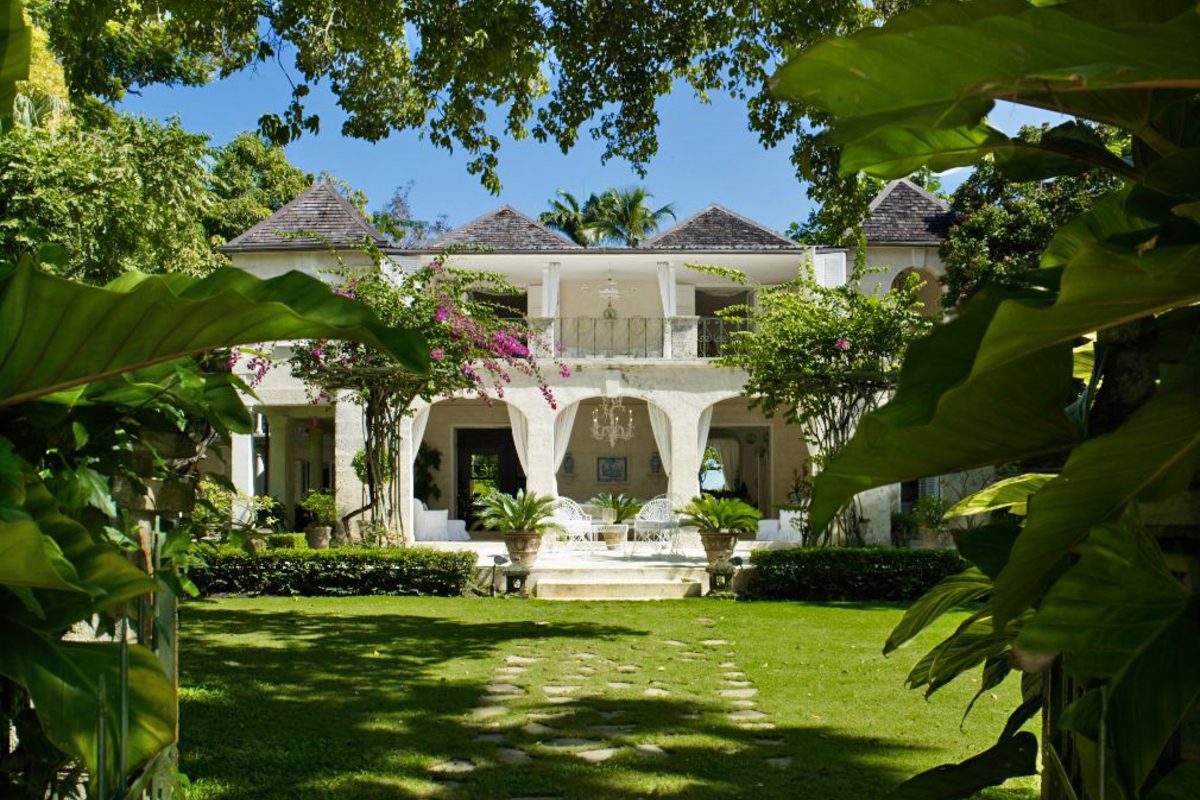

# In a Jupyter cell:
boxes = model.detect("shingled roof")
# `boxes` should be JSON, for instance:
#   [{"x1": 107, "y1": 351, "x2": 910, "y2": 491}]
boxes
[
  {"x1": 861, "y1": 179, "x2": 955, "y2": 245},
  {"x1": 415, "y1": 206, "x2": 582, "y2": 252},
  {"x1": 644, "y1": 205, "x2": 803, "y2": 251},
  {"x1": 221, "y1": 181, "x2": 390, "y2": 252}
]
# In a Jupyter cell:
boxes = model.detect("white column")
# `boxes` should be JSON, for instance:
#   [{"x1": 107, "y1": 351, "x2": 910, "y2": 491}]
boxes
[
  {"x1": 266, "y1": 414, "x2": 291, "y2": 524},
  {"x1": 522, "y1": 405, "x2": 559, "y2": 498},
  {"x1": 230, "y1": 432, "x2": 256, "y2": 524},
  {"x1": 667, "y1": 409, "x2": 702, "y2": 508},
  {"x1": 333, "y1": 392, "x2": 366, "y2": 529},
  {"x1": 397, "y1": 414, "x2": 416, "y2": 545}
]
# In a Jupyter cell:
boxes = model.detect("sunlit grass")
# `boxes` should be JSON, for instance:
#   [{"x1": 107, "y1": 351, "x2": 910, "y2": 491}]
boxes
[{"x1": 180, "y1": 597, "x2": 1038, "y2": 799}]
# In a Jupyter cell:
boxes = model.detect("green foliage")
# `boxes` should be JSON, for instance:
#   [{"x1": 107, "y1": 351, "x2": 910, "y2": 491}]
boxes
[
  {"x1": 413, "y1": 444, "x2": 442, "y2": 505},
  {"x1": 677, "y1": 495, "x2": 761, "y2": 534},
  {"x1": 299, "y1": 490, "x2": 337, "y2": 526},
  {"x1": 939, "y1": 126, "x2": 1124, "y2": 307},
  {"x1": 194, "y1": 547, "x2": 477, "y2": 597},
  {"x1": 206, "y1": 132, "x2": 312, "y2": 243},
  {"x1": 944, "y1": 473, "x2": 1053, "y2": 519},
  {"x1": 474, "y1": 489, "x2": 561, "y2": 535},
  {"x1": 0, "y1": 0, "x2": 30, "y2": 127},
  {"x1": 0, "y1": 257, "x2": 428, "y2": 407},
  {"x1": 716, "y1": 261, "x2": 930, "y2": 543},
  {"x1": 265, "y1": 533, "x2": 306, "y2": 550},
  {"x1": 775, "y1": 0, "x2": 1200, "y2": 794},
  {"x1": 911, "y1": 495, "x2": 948, "y2": 530},
  {"x1": 744, "y1": 548, "x2": 968, "y2": 602},
  {"x1": 539, "y1": 186, "x2": 675, "y2": 247},
  {"x1": 589, "y1": 492, "x2": 642, "y2": 523}
]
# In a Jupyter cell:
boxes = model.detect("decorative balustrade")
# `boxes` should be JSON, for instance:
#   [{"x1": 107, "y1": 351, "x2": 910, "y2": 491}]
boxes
[{"x1": 526, "y1": 316, "x2": 749, "y2": 360}]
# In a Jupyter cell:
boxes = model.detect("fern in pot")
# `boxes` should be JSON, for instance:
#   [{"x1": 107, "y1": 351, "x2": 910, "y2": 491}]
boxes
[
  {"x1": 475, "y1": 489, "x2": 561, "y2": 568},
  {"x1": 590, "y1": 493, "x2": 642, "y2": 550},
  {"x1": 678, "y1": 495, "x2": 761, "y2": 565},
  {"x1": 300, "y1": 490, "x2": 338, "y2": 549}
]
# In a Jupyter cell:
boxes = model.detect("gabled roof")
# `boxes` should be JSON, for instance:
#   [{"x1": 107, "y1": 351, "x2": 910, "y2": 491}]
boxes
[
  {"x1": 414, "y1": 205, "x2": 583, "y2": 252},
  {"x1": 220, "y1": 181, "x2": 390, "y2": 252},
  {"x1": 643, "y1": 205, "x2": 804, "y2": 251},
  {"x1": 861, "y1": 179, "x2": 955, "y2": 245}
]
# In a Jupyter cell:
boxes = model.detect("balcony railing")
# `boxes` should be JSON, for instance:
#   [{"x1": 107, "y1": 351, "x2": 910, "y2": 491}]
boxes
[{"x1": 527, "y1": 316, "x2": 750, "y2": 360}]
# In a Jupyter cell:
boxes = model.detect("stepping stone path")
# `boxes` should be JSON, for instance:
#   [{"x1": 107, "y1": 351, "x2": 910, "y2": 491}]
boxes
[{"x1": 463, "y1": 632, "x2": 785, "y2": 781}]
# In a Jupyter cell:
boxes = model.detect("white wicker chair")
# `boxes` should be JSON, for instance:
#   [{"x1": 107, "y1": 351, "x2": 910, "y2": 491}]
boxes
[
  {"x1": 632, "y1": 495, "x2": 678, "y2": 552},
  {"x1": 550, "y1": 496, "x2": 595, "y2": 549}
]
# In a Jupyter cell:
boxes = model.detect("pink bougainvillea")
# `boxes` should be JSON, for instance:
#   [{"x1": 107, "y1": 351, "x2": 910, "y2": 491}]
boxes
[{"x1": 834, "y1": 337, "x2": 851, "y2": 351}]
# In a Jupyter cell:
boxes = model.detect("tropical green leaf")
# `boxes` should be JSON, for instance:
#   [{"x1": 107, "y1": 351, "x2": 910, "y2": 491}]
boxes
[
  {"x1": 1018, "y1": 523, "x2": 1200, "y2": 793},
  {"x1": 945, "y1": 474, "x2": 1055, "y2": 518},
  {"x1": 884, "y1": 568, "x2": 992, "y2": 655},
  {"x1": 998, "y1": 673, "x2": 1043, "y2": 742},
  {"x1": 953, "y1": 521, "x2": 1021, "y2": 581},
  {"x1": 906, "y1": 612, "x2": 1013, "y2": 698},
  {"x1": 1147, "y1": 763, "x2": 1200, "y2": 800},
  {"x1": 770, "y1": 0, "x2": 1200, "y2": 176},
  {"x1": 883, "y1": 732, "x2": 1038, "y2": 800},
  {"x1": 994, "y1": 393, "x2": 1200, "y2": 627},
  {"x1": 0, "y1": 0, "x2": 30, "y2": 128},
  {"x1": 809, "y1": 287, "x2": 1077, "y2": 534},
  {"x1": 0, "y1": 261, "x2": 429, "y2": 407},
  {"x1": 0, "y1": 625, "x2": 175, "y2": 793},
  {"x1": 841, "y1": 121, "x2": 1134, "y2": 182}
]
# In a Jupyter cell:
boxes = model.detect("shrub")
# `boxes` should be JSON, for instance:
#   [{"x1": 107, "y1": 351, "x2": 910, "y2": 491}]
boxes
[
  {"x1": 195, "y1": 548, "x2": 477, "y2": 597},
  {"x1": 266, "y1": 533, "x2": 307, "y2": 550},
  {"x1": 744, "y1": 547, "x2": 967, "y2": 602}
]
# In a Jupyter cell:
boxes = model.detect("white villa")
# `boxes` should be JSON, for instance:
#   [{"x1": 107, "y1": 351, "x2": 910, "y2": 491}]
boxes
[{"x1": 221, "y1": 179, "x2": 952, "y2": 547}]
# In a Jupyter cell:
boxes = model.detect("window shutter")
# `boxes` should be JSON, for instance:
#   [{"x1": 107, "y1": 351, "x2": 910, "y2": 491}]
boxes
[
  {"x1": 917, "y1": 476, "x2": 942, "y2": 498},
  {"x1": 816, "y1": 252, "x2": 847, "y2": 287}
]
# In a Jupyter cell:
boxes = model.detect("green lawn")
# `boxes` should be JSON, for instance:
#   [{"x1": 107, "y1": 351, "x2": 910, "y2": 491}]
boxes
[{"x1": 180, "y1": 597, "x2": 1039, "y2": 799}]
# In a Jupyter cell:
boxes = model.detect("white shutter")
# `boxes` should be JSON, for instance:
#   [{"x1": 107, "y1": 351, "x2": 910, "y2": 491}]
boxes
[
  {"x1": 815, "y1": 252, "x2": 847, "y2": 287},
  {"x1": 917, "y1": 476, "x2": 942, "y2": 498}
]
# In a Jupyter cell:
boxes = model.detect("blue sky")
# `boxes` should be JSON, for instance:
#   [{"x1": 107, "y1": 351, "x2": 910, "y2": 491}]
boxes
[{"x1": 120, "y1": 65, "x2": 1063, "y2": 234}]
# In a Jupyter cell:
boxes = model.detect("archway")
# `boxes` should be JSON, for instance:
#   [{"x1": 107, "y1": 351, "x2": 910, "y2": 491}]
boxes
[
  {"x1": 554, "y1": 396, "x2": 671, "y2": 506},
  {"x1": 891, "y1": 267, "x2": 943, "y2": 316}
]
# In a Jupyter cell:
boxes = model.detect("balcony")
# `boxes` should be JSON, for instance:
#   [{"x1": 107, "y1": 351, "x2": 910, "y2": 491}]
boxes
[{"x1": 528, "y1": 316, "x2": 748, "y2": 360}]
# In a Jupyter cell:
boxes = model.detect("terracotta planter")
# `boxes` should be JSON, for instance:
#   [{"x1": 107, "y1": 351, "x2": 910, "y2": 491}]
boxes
[
  {"x1": 598, "y1": 524, "x2": 628, "y2": 551},
  {"x1": 503, "y1": 531, "x2": 544, "y2": 569},
  {"x1": 919, "y1": 526, "x2": 942, "y2": 549},
  {"x1": 699, "y1": 531, "x2": 739, "y2": 566},
  {"x1": 306, "y1": 525, "x2": 332, "y2": 549}
]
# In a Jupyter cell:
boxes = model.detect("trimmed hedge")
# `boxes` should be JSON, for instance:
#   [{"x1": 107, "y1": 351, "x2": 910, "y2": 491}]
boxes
[
  {"x1": 266, "y1": 533, "x2": 307, "y2": 550},
  {"x1": 195, "y1": 548, "x2": 477, "y2": 597},
  {"x1": 744, "y1": 547, "x2": 967, "y2": 602}
]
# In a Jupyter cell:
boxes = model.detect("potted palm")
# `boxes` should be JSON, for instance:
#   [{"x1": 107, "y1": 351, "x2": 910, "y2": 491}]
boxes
[
  {"x1": 678, "y1": 495, "x2": 761, "y2": 565},
  {"x1": 590, "y1": 493, "x2": 642, "y2": 550},
  {"x1": 475, "y1": 489, "x2": 561, "y2": 569},
  {"x1": 300, "y1": 490, "x2": 337, "y2": 549}
]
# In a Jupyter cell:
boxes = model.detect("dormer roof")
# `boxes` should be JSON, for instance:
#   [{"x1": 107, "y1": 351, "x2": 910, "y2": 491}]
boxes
[
  {"x1": 861, "y1": 179, "x2": 955, "y2": 245},
  {"x1": 415, "y1": 205, "x2": 583, "y2": 252},
  {"x1": 220, "y1": 181, "x2": 390, "y2": 252},
  {"x1": 643, "y1": 205, "x2": 803, "y2": 251}
]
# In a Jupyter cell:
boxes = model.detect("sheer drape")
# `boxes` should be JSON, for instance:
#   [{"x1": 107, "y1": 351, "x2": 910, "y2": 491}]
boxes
[
  {"x1": 553, "y1": 402, "x2": 579, "y2": 472},
  {"x1": 648, "y1": 404, "x2": 673, "y2": 476},
  {"x1": 507, "y1": 404, "x2": 530, "y2": 475},
  {"x1": 711, "y1": 437, "x2": 741, "y2": 489},
  {"x1": 409, "y1": 406, "x2": 431, "y2": 465}
]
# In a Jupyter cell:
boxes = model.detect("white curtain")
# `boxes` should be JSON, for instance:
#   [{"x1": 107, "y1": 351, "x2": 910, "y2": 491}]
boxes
[
  {"x1": 553, "y1": 401, "x2": 579, "y2": 472},
  {"x1": 656, "y1": 262, "x2": 677, "y2": 317},
  {"x1": 711, "y1": 437, "x2": 741, "y2": 490},
  {"x1": 542, "y1": 263, "x2": 561, "y2": 317},
  {"x1": 647, "y1": 404, "x2": 673, "y2": 476},
  {"x1": 697, "y1": 406, "x2": 714, "y2": 463},
  {"x1": 409, "y1": 406, "x2": 431, "y2": 464},
  {"x1": 507, "y1": 404, "x2": 530, "y2": 475}
]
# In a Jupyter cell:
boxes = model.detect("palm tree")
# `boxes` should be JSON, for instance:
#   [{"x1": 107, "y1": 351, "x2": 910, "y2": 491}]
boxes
[
  {"x1": 538, "y1": 190, "x2": 601, "y2": 247},
  {"x1": 589, "y1": 187, "x2": 676, "y2": 248}
]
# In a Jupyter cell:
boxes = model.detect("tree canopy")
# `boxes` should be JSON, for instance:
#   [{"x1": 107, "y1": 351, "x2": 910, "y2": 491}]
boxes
[
  {"x1": 539, "y1": 186, "x2": 675, "y2": 247},
  {"x1": 28, "y1": 0, "x2": 920, "y2": 233}
]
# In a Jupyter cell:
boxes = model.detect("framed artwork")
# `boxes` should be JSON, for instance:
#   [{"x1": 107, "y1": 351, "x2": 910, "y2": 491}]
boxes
[{"x1": 596, "y1": 456, "x2": 628, "y2": 483}]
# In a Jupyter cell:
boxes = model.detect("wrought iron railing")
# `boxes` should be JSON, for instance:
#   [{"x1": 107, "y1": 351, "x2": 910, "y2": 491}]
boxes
[
  {"x1": 697, "y1": 316, "x2": 748, "y2": 358},
  {"x1": 554, "y1": 317, "x2": 665, "y2": 359}
]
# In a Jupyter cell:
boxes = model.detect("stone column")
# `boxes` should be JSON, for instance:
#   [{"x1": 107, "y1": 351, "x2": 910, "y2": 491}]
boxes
[
  {"x1": 667, "y1": 408, "x2": 703, "y2": 508},
  {"x1": 397, "y1": 414, "x2": 416, "y2": 545},
  {"x1": 266, "y1": 414, "x2": 292, "y2": 526},
  {"x1": 522, "y1": 404, "x2": 560, "y2": 498},
  {"x1": 333, "y1": 392, "x2": 366, "y2": 529},
  {"x1": 229, "y1": 432, "x2": 256, "y2": 524},
  {"x1": 670, "y1": 316, "x2": 700, "y2": 359}
]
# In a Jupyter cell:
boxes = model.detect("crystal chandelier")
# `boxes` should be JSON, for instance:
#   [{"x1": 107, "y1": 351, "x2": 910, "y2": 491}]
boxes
[{"x1": 591, "y1": 396, "x2": 634, "y2": 447}]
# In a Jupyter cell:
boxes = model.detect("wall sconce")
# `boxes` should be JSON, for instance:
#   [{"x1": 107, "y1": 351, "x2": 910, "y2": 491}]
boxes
[
  {"x1": 562, "y1": 453, "x2": 575, "y2": 475},
  {"x1": 649, "y1": 452, "x2": 663, "y2": 475}
]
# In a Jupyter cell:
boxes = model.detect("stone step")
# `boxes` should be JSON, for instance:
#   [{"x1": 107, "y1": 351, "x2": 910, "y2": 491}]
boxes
[
  {"x1": 529, "y1": 566, "x2": 710, "y2": 583},
  {"x1": 535, "y1": 578, "x2": 703, "y2": 600}
]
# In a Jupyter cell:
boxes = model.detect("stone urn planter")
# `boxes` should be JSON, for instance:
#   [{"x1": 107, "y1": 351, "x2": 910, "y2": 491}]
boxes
[
  {"x1": 598, "y1": 524, "x2": 628, "y2": 551},
  {"x1": 699, "y1": 531, "x2": 739, "y2": 566},
  {"x1": 305, "y1": 525, "x2": 331, "y2": 549},
  {"x1": 503, "y1": 531, "x2": 544, "y2": 569}
]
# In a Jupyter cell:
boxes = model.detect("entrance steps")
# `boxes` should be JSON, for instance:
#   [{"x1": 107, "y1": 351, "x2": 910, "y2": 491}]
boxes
[{"x1": 535, "y1": 577, "x2": 703, "y2": 600}]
